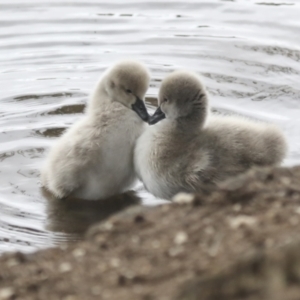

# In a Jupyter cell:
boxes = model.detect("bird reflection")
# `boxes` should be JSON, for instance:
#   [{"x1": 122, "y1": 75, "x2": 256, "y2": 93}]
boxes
[{"x1": 42, "y1": 188, "x2": 141, "y2": 235}]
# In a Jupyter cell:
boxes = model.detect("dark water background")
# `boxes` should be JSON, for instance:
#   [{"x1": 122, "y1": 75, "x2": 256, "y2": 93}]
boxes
[{"x1": 0, "y1": 0, "x2": 300, "y2": 253}]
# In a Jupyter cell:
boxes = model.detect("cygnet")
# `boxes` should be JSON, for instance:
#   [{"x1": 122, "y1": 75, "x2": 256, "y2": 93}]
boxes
[
  {"x1": 134, "y1": 70, "x2": 287, "y2": 199},
  {"x1": 41, "y1": 60, "x2": 150, "y2": 200}
]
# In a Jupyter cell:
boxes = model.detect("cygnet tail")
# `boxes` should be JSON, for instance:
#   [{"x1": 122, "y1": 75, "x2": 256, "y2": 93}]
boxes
[{"x1": 259, "y1": 125, "x2": 288, "y2": 166}]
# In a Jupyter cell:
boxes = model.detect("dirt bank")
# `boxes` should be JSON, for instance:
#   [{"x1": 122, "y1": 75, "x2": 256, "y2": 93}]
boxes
[{"x1": 1, "y1": 166, "x2": 300, "y2": 300}]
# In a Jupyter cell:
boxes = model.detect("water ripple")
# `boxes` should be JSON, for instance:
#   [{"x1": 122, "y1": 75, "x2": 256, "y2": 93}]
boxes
[{"x1": 0, "y1": 0, "x2": 300, "y2": 253}]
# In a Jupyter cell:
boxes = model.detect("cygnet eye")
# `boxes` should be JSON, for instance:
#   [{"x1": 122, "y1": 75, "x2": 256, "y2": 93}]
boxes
[
  {"x1": 126, "y1": 89, "x2": 132, "y2": 94},
  {"x1": 164, "y1": 97, "x2": 168, "y2": 103}
]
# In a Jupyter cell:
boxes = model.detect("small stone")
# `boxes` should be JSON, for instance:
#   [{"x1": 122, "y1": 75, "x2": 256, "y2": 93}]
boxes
[
  {"x1": 290, "y1": 216, "x2": 299, "y2": 226},
  {"x1": 72, "y1": 248, "x2": 86, "y2": 258},
  {"x1": 233, "y1": 204, "x2": 242, "y2": 212},
  {"x1": 151, "y1": 240, "x2": 161, "y2": 249},
  {"x1": 6, "y1": 259, "x2": 18, "y2": 267},
  {"x1": 133, "y1": 285, "x2": 144, "y2": 294},
  {"x1": 172, "y1": 192, "x2": 195, "y2": 204},
  {"x1": 60, "y1": 244, "x2": 68, "y2": 251},
  {"x1": 281, "y1": 177, "x2": 291, "y2": 185},
  {"x1": 0, "y1": 287, "x2": 15, "y2": 300},
  {"x1": 97, "y1": 263, "x2": 108, "y2": 272},
  {"x1": 174, "y1": 231, "x2": 188, "y2": 245},
  {"x1": 274, "y1": 202, "x2": 282, "y2": 209},
  {"x1": 203, "y1": 218, "x2": 211, "y2": 225},
  {"x1": 229, "y1": 215, "x2": 256, "y2": 229},
  {"x1": 103, "y1": 222, "x2": 114, "y2": 231},
  {"x1": 131, "y1": 236, "x2": 140, "y2": 244},
  {"x1": 265, "y1": 238, "x2": 274, "y2": 248},
  {"x1": 168, "y1": 246, "x2": 184, "y2": 257},
  {"x1": 122, "y1": 270, "x2": 135, "y2": 280},
  {"x1": 91, "y1": 286, "x2": 101, "y2": 296},
  {"x1": 134, "y1": 215, "x2": 145, "y2": 223},
  {"x1": 59, "y1": 262, "x2": 72, "y2": 273},
  {"x1": 267, "y1": 210, "x2": 282, "y2": 223},
  {"x1": 63, "y1": 296, "x2": 77, "y2": 300},
  {"x1": 110, "y1": 258, "x2": 120, "y2": 268},
  {"x1": 204, "y1": 226, "x2": 215, "y2": 235},
  {"x1": 161, "y1": 205, "x2": 171, "y2": 212}
]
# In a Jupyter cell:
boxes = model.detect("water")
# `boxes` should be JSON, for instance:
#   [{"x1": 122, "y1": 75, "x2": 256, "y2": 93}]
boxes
[{"x1": 0, "y1": 0, "x2": 300, "y2": 253}]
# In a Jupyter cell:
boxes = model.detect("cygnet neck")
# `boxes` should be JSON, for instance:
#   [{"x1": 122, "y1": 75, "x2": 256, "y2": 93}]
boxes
[
  {"x1": 175, "y1": 108, "x2": 207, "y2": 133},
  {"x1": 86, "y1": 78, "x2": 111, "y2": 114}
]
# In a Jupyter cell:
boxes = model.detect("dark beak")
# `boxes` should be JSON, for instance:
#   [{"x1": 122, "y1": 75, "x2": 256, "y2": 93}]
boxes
[
  {"x1": 132, "y1": 97, "x2": 149, "y2": 122},
  {"x1": 148, "y1": 106, "x2": 166, "y2": 125}
]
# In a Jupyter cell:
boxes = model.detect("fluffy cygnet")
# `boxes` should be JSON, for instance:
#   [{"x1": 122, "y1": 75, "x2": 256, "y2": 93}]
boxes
[
  {"x1": 41, "y1": 60, "x2": 150, "y2": 200},
  {"x1": 134, "y1": 71, "x2": 287, "y2": 200}
]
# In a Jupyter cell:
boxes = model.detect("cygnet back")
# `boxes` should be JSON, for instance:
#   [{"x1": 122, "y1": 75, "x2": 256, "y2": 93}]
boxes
[
  {"x1": 135, "y1": 70, "x2": 287, "y2": 200},
  {"x1": 42, "y1": 60, "x2": 150, "y2": 200}
]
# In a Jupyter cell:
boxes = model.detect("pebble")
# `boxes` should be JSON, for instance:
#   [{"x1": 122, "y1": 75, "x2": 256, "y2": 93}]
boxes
[
  {"x1": 265, "y1": 238, "x2": 274, "y2": 248},
  {"x1": 229, "y1": 215, "x2": 257, "y2": 229},
  {"x1": 59, "y1": 262, "x2": 72, "y2": 273},
  {"x1": 91, "y1": 286, "x2": 101, "y2": 296},
  {"x1": 151, "y1": 240, "x2": 161, "y2": 249},
  {"x1": 172, "y1": 192, "x2": 195, "y2": 204},
  {"x1": 204, "y1": 226, "x2": 215, "y2": 235},
  {"x1": 232, "y1": 204, "x2": 242, "y2": 212},
  {"x1": 110, "y1": 258, "x2": 120, "y2": 268},
  {"x1": 63, "y1": 296, "x2": 77, "y2": 300},
  {"x1": 168, "y1": 246, "x2": 184, "y2": 257},
  {"x1": 0, "y1": 287, "x2": 15, "y2": 300},
  {"x1": 72, "y1": 248, "x2": 86, "y2": 258},
  {"x1": 103, "y1": 222, "x2": 114, "y2": 231},
  {"x1": 174, "y1": 231, "x2": 188, "y2": 245},
  {"x1": 6, "y1": 258, "x2": 18, "y2": 267},
  {"x1": 290, "y1": 216, "x2": 299, "y2": 226},
  {"x1": 131, "y1": 236, "x2": 140, "y2": 244}
]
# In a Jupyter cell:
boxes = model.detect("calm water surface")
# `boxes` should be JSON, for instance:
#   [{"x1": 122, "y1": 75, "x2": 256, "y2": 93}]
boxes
[{"x1": 1, "y1": 0, "x2": 300, "y2": 253}]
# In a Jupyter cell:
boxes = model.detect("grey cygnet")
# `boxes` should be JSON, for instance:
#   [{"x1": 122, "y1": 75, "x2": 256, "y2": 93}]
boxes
[
  {"x1": 134, "y1": 70, "x2": 287, "y2": 200},
  {"x1": 41, "y1": 60, "x2": 150, "y2": 200}
]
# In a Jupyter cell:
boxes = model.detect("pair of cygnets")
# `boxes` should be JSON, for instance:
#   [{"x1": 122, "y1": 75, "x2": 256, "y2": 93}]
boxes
[{"x1": 41, "y1": 60, "x2": 287, "y2": 200}]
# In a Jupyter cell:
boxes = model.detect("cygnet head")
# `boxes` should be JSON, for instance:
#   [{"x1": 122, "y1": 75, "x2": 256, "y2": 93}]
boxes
[
  {"x1": 149, "y1": 71, "x2": 209, "y2": 126},
  {"x1": 102, "y1": 60, "x2": 150, "y2": 121}
]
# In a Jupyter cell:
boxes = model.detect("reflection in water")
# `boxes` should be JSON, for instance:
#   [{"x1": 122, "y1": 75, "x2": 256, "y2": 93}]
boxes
[
  {"x1": 145, "y1": 96, "x2": 158, "y2": 106},
  {"x1": 256, "y1": 3, "x2": 294, "y2": 6},
  {"x1": 43, "y1": 188, "x2": 141, "y2": 235},
  {"x1": 35, "y1": 127, "x2": 66, "y2": 138},
  {"x1": 0, "y1": 152, "x2": 15, "y2": 162},
  {"x1": 13, "y1": 92, "x2": 86, "y2": 101},
  {"x1": 47, "y1": 104, "x2": 85, "y2": 115}
]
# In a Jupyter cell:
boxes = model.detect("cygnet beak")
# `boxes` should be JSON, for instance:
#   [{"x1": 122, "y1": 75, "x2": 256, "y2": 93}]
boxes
[
  {"x1": 148, "y1": 106, "x2": 166, "y2": 125},
  {"x1": 132, "y1": 97, "x2": 149, "y2": 122}
]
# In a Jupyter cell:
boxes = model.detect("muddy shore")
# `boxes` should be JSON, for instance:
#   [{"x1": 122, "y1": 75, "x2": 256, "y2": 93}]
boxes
[{"x1": 1, "y1": 166, "x2": 300, "y2": 300}]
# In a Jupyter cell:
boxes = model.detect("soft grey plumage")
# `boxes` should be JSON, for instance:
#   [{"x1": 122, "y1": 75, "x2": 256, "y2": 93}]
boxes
[
  {"x1": 134, "y1": 70, "x2": 287, "y2": 200},
  {"x1": 41, "y1": 60, "x2": 150, "y2": 200}
]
